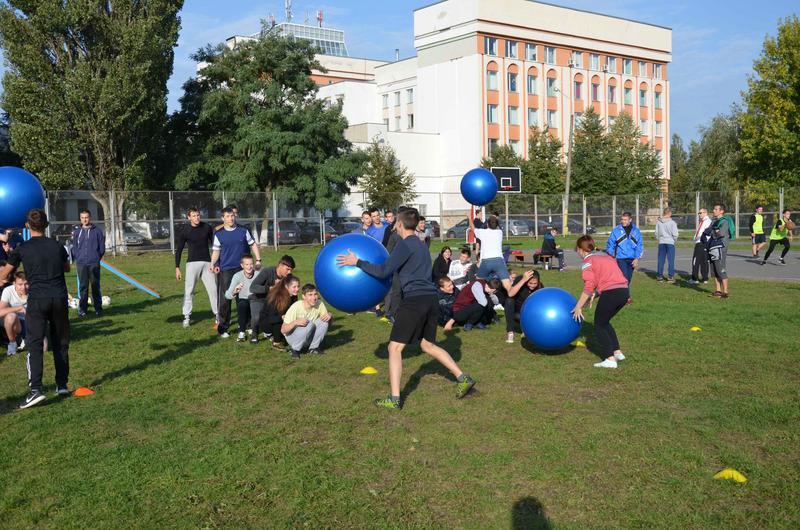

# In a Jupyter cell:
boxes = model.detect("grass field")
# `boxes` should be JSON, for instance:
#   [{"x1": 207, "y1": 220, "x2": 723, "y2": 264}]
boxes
[{"x1": 0, "y1": 246, "x2": 798, "y2": 528}]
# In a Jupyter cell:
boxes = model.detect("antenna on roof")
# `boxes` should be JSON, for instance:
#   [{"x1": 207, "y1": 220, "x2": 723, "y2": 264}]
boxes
[
  {"x1": 268, "y1": 13, "x2": 276, "y2": 28},
  {"x1": 317, "y1": 10, "x2": 324, "y2": 28},
  {"x1": 285, "y1": 0, "x2": 292, "y2": 22}
]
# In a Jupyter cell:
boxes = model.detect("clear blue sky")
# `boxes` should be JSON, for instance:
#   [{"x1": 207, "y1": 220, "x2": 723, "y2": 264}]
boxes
[{"x1": 170, "y1": 0, "x2": 797, "y2": 142}]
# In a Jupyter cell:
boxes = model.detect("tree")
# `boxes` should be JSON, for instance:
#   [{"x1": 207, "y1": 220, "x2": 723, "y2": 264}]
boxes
[
  {"x1": 170, "y1": 30, "x2": 364, "y2": 213},
  {"x1": 524, "y1": 127, "x2": 565, "y2": 195},
  {"x1": 669, "y1": 134, "x2": 690, "y2": 191},
  {"x1": 685, "y1": 111, "x2": 743, "y2": 193},
  {"x1": 740, "y1": 16, "x2": 800, "y2": 188},
  {"x1": 360, "y1": 141, "x2": 416, "y2": 211},
  {"x1": 571, "y1": 108, "x2": 614, "y2": 195},
  {"x1": 0, "y1": 0, "x2": 183, "y2": 242},
  {"x1": 607, "y1": 112, "x2": 661, "y2": 194}
]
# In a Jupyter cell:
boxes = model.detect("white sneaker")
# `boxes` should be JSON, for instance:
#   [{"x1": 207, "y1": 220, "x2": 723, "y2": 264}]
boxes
[
  {"x1": 236, "y1": 332, "x2": 246, "y2": 342},
  {"x1": 493, "y1": 304, "x2": 504, "y2": 312},
  {"x1": 246, "y1": 328, "x2": 253, "y2": 336},
  {"x1": 219, "y1": 332, "x2": 230, "y2": 339},
  {"x1": 182, "y1": 317, "x2": 191, "y2": 328},
  {"x1": 259, "y1": 332, "x2": 270, "y2": 340},
  {"x1": 6, "y1": 342, "x2": 17, "y2": 356},
  {"x1": 17, "y1": 339, "x2": 25, "y2": 351},
  {"x1": 614, "y1": 352, "x2": 626, "y2": 361},
  {"x1": 593, "y1": 359, "x2": 618, "y2": 369},
  {"x1": 506, "y1": 332, "x2": 514, "y2": 344}
]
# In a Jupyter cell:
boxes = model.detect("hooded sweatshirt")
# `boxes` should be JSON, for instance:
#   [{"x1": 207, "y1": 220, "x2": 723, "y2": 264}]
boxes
[{"x1": 655, "y1": 217, "x2": 679, "y2": 245}]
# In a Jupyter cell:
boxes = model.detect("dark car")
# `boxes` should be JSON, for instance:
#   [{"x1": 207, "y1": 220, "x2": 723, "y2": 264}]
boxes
[
  {"x1": 298, "y1": 221, "x2": 339, "y2": 244},
  {"x1": 265, "y1": 220, "x2": 301, "y2": 245},
  {"x1": 426, "y1": 220, "x2": 440, "y2": 238}
]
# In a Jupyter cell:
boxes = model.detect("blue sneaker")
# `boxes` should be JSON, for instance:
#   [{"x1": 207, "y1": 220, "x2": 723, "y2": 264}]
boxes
[
  {"x1": 464, "y1": 323, "x2": 473, "y2": 331},
  {"x1": 475, "y1": 323, "x2": 487, "y2": 330}
]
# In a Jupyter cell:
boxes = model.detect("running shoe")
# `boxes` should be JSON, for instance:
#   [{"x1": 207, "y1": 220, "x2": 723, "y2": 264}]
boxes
[
  {"x1": 182, "y1": 317, "x2": 191, "y2": 328},
  {"x1": 374, "y1": 397, "x2": 401, "y2": 410},
  {"x1": 779, "y1": 258, "x2": 786, "y2": 265},
  {"x1": 455, "y1": 375, "x2": 476, "y2": 398},
  {"x1": 56, "y1": 386, "x2": 70, "y2": 396},
  {"x1": 506, "y1": 332, "x2": 514, "y2": 344},
  {"x1": 290, "y1": 350, "x2": 301, "y2": 361},
  {"x1": 19, "y1": 389, "x2": 46, "y2": 409},
  {"x1": 309, "y1": 348, "x2": 325, "y2": 356},
  {"x1": 218, "y1": 332, "x2": 230, "y2": 339},
  {"x1": 236, "y1": 332, "x2": 246, "y2": 342}
]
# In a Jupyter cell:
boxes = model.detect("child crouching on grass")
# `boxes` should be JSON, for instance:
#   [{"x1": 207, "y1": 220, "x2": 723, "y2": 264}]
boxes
[{"x1": 280, "y1": 284, "x2": 331, "y2": 360}]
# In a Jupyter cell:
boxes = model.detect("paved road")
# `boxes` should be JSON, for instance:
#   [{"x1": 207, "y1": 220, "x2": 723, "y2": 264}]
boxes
[{"x1": 636, "y1": 247, "x2": 799, "y2": 282}]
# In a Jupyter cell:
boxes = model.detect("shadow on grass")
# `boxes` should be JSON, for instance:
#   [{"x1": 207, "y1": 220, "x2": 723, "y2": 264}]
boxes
[
  {"x1": 89, "y1": 336, "x2": 218, "y2": 388},
  {"x1": 512, "y1": 496, "x2": 552, "y2": 529},
  {"x1": 324, "y1": 323, "x2": 354, "y2": 349},
  {"x1": 519, "y1": 321, "x2": 609, "y2": 360},
  {"x1": 71, "y1": 319, "x2": 133, "y2": 340},
  {"x1": 399, "y1": 333, "x2": 463, "y2": 403},
  {"x1": 165, "y1": 309, "x2": 214, "y2": 325}
]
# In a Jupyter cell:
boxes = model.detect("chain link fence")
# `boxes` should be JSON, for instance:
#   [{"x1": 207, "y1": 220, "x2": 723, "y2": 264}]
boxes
[{"x1": 41, "y1": 188, "x2": 799, "y2": 254}]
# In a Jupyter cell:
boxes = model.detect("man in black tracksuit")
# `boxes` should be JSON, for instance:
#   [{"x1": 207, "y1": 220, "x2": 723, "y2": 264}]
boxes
[{"x1": 0, "y1": 209, "x2": 71, "y2": 409}]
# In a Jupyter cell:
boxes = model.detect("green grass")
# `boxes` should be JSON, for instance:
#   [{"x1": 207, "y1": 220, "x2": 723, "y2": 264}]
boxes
[{"x1": 1, "y1": 248, "x2": 798, "y2": 528}]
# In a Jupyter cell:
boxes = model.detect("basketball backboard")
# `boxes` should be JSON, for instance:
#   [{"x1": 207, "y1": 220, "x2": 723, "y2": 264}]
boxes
[{"x1": 490, "y1": 167, "x2": 522, "y2": 193}]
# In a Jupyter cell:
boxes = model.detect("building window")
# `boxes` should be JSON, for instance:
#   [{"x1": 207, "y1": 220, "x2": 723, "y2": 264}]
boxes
[
  {"x1": 509, "y1": 140, "x2": 520, "y2": 154},
  {"x1": 382, "y1": 94, "x2": 389, "y2": 109},
  {"x1": 623, "y1": 58, "x2": 632, "y2": 75},
  {"x1": 590, "y1": 54, "x2": 600, "y2": 71},
  {"x1": 639, "y1": 89, "x2": 647, "y2": 107},
  {"x1": 640, "y1": 119, "x2": 648, "y2": 135},
  {"x1": 654, "y1": 64, "x2": 662, "y2": 79},
  {"x1": 528, "y1": 107, "x2": 539, "y2": 126},
  {"x1": 573, "y1": 81, "x2": 582, "y2": 100},
  {"x1": 638, "y1": 61, "x2": 647, "y2": 77},
  {"x1": 394, "y1": 91, "x2": 401, "y2": 106},
  {"x1": 485, "y1": 37, "x2": 498, "y2": 56},
  {"x1": 527, "y1": 74, "x2": 538, "y2": 94},
  {"x1": 406, "y1": 88, "x2": 414, "y2": 104},
  {"x1": 654, "y1": 91, "x2": 662, "y2": 109},
  {"x1": 486, "y1": 70, "x2": 498, "y2": 90},
  {"x1": 655, "y1": 120, "x2": 663, "y2": 136},
  {"x1": 508, "y1": 72, "x2": 518, "y2": 92},
  {"x1": 545, "y1": 46, "x2": 556, "y2": 64},
  {"x1": 506, "y1": 40, "x2": 518, "y2": 58},
  {"x1": 608, "y1": 85, "x2": 616, "y2": 104},
  {"x1": 547, "y1": 77, "x2": 557, "y2": 97},
  {"x1": 570, "y1": 51, "x2": 582, "y2": 68},
  {"x1": 547, "y1": 110, "x2": 558, "y2": 129},
  {"x1": 488, "y1": 138, "x2": 499, "y2": 155},
  {"x1": 624, "y1": 87, "x2": 632, "y2": 105},
  {"x1": 508, "y1": 106, "x2": 519, "y2": 125},
  {"x1": 408, "y1": 114, "x2": 415, "y2": 130},
  {"x1": 395, "y1": 116, "x2": 401, "y2": 131},
  {"x1": 605, "y1": 57, "x2": 617, "y2": 73},
  {"x1": 525, "y1": 43, "x2": 537, "y2": 61},
  {"x1": 591, "y1": 83, "x2": 600, "y2": 101},
  {"x1": 487, "y1": 104, "x2": 499, "y2": 124}
]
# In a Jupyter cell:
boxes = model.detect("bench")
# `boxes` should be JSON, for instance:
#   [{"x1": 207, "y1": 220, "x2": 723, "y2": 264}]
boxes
[{"x1": 509, "y1": 250, "x2": 552, "y2": 270}]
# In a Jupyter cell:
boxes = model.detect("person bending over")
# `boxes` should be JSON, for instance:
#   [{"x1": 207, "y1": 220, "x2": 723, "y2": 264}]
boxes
[
  {"x1": 265, "y1": 275, "x2": 299, "y2": 351},
  {"x1": 281, "y1": 283, "x2": 332, "y2": 360},
  {"x1": 437, "y1": 277, "x2": 460, "y2": 330},
  {"x1": 504, "y1": 270, "x2": 544, "y2": 343},
  {"x1": 224, "y1": 255, "x2": 258, "y2": 342},
  {"x1": 571, "y1": 235, "x2": 630, "y2": 369},
  {"x1": 337, "y1": 207, "x2": 475, "y2": 410},
  {"x1": 469, "y1": 214, "x2": 512, "y2": 292},
  {"x1": 451, "y1": 278, "x2": 502, "y2": 331},
  {"x1": 0, "y1": 271, "x2": 28, "y2": 355}
]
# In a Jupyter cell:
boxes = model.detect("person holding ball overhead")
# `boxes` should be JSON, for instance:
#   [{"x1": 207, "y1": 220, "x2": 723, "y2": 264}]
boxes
[{"x1": 337, "y1": 207, "x2": 476, "y2": 409}]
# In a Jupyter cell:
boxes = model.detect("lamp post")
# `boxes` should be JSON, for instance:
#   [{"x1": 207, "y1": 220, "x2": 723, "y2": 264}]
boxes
[{"x1": 562, "y1": 61, "x2": 575, "y2": 235}]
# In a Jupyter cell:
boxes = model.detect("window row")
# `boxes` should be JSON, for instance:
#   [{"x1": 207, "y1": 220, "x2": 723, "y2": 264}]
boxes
[
  {"x1": 381, "y1": 114, "x2": 415, "y2": 131},
  {"x1": 381, "y1": 88, "x2": 415, "y2": 109},
  {"x1": 487, "y1": 105, "x2": 664, "y2": 136},
  {"x1": 483, "y1": 36, "x2": 664, "y2": 79}
]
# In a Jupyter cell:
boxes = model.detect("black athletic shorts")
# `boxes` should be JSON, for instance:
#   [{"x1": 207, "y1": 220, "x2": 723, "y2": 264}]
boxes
[
  {"x1": 390, "y1": 294, "x2": 439, "y2": 345},
  {"x1": 752, "y1": 234, "x2": 766, "y2": 244}
]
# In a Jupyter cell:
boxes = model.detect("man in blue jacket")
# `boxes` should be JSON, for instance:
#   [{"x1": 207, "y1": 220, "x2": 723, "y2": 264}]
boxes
[
  {"x1": 606, "y1": 212, "x2": 643, "y2": 286},
  {"x1": 71, "y1": 209, "x2": 105, "y2": 316}
]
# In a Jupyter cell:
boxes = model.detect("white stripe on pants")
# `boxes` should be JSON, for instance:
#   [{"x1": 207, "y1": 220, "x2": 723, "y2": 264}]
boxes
[
  {"x1": 284, "y1": 320, "x2": 329, "y2": 351},
  {"x1": 183, "y1": 261, "x2": 218, "y2": 318}
]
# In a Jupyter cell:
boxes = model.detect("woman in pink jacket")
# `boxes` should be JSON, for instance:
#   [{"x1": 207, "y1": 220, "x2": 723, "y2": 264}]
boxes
[{"x1": 571, "y1": 235, "x2": 630, "y2": 369}]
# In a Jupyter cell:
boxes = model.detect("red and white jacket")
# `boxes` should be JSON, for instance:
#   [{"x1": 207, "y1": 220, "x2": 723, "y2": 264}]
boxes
[{"x1": 581, "y1": 252, "x2": 629, "y2": 295}]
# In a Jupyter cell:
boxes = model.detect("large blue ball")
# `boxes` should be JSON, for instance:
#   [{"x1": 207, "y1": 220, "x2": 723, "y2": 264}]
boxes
[
  {"x1": 520, "y1": 287, "x2": 581, "y2": 350},
  {"x1": 314, "y1": 233, "x2": 392, "y2": 313},
  {"x1": 460, "y1": 167, "x2": 498, "y2": 206},
  {"x1": 0, "y1": 167, "x2": 46, "y2": 229}
]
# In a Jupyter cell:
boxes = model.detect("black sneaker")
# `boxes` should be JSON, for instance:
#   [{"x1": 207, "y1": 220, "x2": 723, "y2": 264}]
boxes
[
  {"x1": 760, "y1": 261, "x2": 767, "y2": 266},
  {"x1": 19, "y1": 389, "x2": 46, "y2": 409},
  {"x1": 56, "y1": 386, "x2": 70, "y2": 396},
  {"x1": 290, "y1": 350, "x2": 301, "y2": 360},
  {"x1": 77, "y1": 311, "x2": 87, "y2": 318},
  {"x1": 779, "y1": 258, "x2": 786, "y2": 265},
  {"x1": 309, "y1": 348, "x2": 325, "y2": 356}
]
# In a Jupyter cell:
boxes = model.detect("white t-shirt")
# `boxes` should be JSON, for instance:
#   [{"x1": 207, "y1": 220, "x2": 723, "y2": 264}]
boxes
[
  {"x1": 448, "y1": 260, "x2": 473, "y2": 285},
  {"x1": 1, "y1": 285, "x2": 27, "y2": 309},
  {"x1": 474, "y1": 228, "x2": 504, "y2": 259}
]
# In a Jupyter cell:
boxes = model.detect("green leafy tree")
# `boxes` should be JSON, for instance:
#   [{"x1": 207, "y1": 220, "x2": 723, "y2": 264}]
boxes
[
  {"x1": 685, "y1": 111, "x2": 743, "y2": 193},
  {"x1": 607, "y1": 112, "x2": 661, "y2": 194},
  {"x1": 360, "y1": 141, "x2": 416, "y2": 211},
  {"x1": 740, "y1": 16, "x2": 800, "y2": 188},
  {"x1": 0, "y1": 0, "x2": 183, "y2": 238},
  {"x1": 524, "y1": 127, "x2": 565, "y2": 194},
  {"x1": 571, "y1": 108, "x2": 614, "y2": 195},
  {"x1": 170, "y1": 30, "x2": 363, "y2": 213},
  {"x1": 669, "y1": 134, "x2": 690, "y2": 191}
]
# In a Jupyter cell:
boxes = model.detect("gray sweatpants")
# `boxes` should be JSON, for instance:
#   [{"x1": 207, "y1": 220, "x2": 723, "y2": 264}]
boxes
[
  {"x1": 183, "y1": 261, "x2": 218, "y2": 318},
  {"x1": 284, "y1": 320, "x2": 329, "y2": 352}
]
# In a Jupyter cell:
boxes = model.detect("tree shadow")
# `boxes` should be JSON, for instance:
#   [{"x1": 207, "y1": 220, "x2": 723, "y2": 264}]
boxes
[
  {"x1": 89, "y1": 336, "x2": 218, "y2": 387},
  {"x1": 512, "y1": 496, "x2": 552, "y2": 529},
  {"x1": 0, "y1": 392, "x2": 67, "y2": 417},
  {"x1": 165, "y1": 309, "x2": 215, "y2": 325},
  {"x1": 399, "y1": 333, "x2": 463, "y2": 403},
  {"x1": 71, "y1": 319, "x2": 134, "y2": 340},
  {"x1": 323, "y1": 327, "x2": 354, "y2": 349}
]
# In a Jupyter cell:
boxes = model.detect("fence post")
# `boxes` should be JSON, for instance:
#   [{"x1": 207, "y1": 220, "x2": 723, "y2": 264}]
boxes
[
  {"x1": 222, "y1": 191, "x2": 227, "y2": 209},
  {"x1": 272, "y1": 192, "x2": 278, "y2": 251},
  {"x1": 734, "y1": 190, "x2": 740, "y2": 239},
  {"x1": 635, "y1": 195, "x2": 640, "y2": 227},
  {"x1": 504, "y1": 193, "x2": 509, "y2": 241},
  {"x1": 695, "y1": 191, "x2": 700, "y2": 232},
  {"x1": 320, "y1": 211, "x2": 325, "y2": 246},
  {"x1": 439, "y1": 192, "x2": 444, "y2": 242},
  {"x1": 779, "y1": 187, "x2": 784, "y2": 214},
  {"x1": 168, "y1": 191, "x2": 176, "y2": 255},
  {"x1": 110, "y1": 189, "x2": 117, "y2": 256},
  {"x1": 612, "y1": 195, "x2": 616, "y2": 228},
  {"x1": 534, "y1": 195, "x2": 539, "y2": 239},
  {"x1": 44, "y1": 193, "x2": 51, "y2": 238},
  {"x1": 582, "y1": 195, "x2": 587, "y2": 234},
  {"x1": 659, "y1": 191, "x2": 664, "y2": 214}
]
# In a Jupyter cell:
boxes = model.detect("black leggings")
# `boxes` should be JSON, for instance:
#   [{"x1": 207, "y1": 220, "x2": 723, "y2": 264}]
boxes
[
  {"x1": 504, "y1": 296, "x2": 520, "y2": 332},
  {"x1": 453, "y1": 303, "x2": 494, "y2": 326},
  {"x1": 594, "y1": 288, "x2": 629, "y2": 358},
  {"x1": 764, "y1": 238, "x2": 790, "y2": 260}
]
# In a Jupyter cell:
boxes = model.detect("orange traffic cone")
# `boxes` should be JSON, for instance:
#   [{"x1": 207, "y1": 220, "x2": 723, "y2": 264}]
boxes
[{"x1": 73, "y1": 387, "x2": 95, "y2": 397}]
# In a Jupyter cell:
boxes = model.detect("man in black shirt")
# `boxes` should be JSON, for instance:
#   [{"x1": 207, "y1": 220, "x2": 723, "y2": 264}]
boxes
[
  {"x1": 0, "y1": 209, "x2": 71, "y2": 409},
  {"x1": 175, "y1": 207, "x2": 217, "y2": 328}
]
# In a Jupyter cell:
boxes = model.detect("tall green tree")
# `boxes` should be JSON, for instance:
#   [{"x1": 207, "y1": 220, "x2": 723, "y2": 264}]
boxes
[
  {"x1": 524, "y1": 127, "x2": 565, "y2": 195},
  {"x1": 685, "y1": 111, "x2": 743, "y2": 193},
  {"x1": 607, "y1": 112, "x2": 661, "y2": 194},
  {"x1": 171, "y1": 30, "x2": 363, "y2": 213},
  {"x1": 571, "y1": 108, "x2": 614, "y2": 195},
  {"x1": 360, "y1": 140, "x2": 416, "y2": 211},
  {"x1": 0, "y1": 0, "x2": 183, "y2": 229},
  {"x1": 669, "y1": 134, "x2": 690, "y2": 191},
  {"x1": 740, "y1": 15, "x2": 800, "y2": 188}
]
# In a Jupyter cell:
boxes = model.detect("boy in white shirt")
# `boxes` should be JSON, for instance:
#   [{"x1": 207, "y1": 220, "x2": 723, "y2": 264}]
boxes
[
  {"x1": 447, "y1": 248, "x2": 474, "y2": 288},
  {"x1": 281, "y1": 284, "x2": 332, "y2": 360},
  {"x1": 0, "y1": 271, "x2": 28, "y2": 355}
]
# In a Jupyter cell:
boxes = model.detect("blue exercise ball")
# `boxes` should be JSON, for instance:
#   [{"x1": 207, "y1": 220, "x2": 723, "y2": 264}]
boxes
[
  {"x1": 460, "y1": 167, "x2": 498, "y2": 206},
  {"x1": 0, "y1": 167, "x2": 46, "y2": 229},
  {"x1": 314, "y1": 233, "x2": 392, "y2": 313},
  {"x1": 520, "y1": 287, "x2": 581, "y2": 350}
]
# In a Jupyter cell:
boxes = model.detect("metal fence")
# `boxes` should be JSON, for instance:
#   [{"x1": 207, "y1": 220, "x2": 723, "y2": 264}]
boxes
[{"x1": 41, "y1": 188, "x2": 800, "y2": 254}]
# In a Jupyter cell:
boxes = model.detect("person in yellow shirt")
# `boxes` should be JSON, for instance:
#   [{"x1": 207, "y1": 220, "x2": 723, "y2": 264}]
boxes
[
  {"x1": 749, "y1": 205, "x2": 767, "y2": 258},
  {"x1": 761, "y1": 209, "x2": 794, "y2": 266},
  {"x1": 281, "y1": 283, "x2": 332, "y2": 359}
]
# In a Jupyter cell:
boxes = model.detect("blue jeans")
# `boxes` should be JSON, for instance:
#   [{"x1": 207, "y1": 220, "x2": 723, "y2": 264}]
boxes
[
  {"x1": 476, "y1": 257, "x2": 510, "y2": 280},
  {"x1": 616, "y1": 258, "x2": 635, "y2": 285},
  {"x1": 657, "y1": 244, "x2": 676, "y2": 278}
]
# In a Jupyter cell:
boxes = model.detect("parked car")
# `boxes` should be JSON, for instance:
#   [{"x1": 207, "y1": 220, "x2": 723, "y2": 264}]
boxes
[
  {"x1": 264, "y1": 220, "x2": 301, "y2": 245},
  {"x1": 123, "y1": 226, "x2": 146, "y2": 246},
  {"x1": 445, "y1": 219, "x2": 470, "y2": 240},
  {"x1": 334, "y1": 221, "x2": 362, "y2": 234},
  {"x1": 507, "y1": 219, "x2": 533, "y2": 237},
  {"x1": 426, "y1": 220, "x2": 440, "y2": 238},
  {"x1": 298, "y1": 221, "x2": 339, "y2": 244}
]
